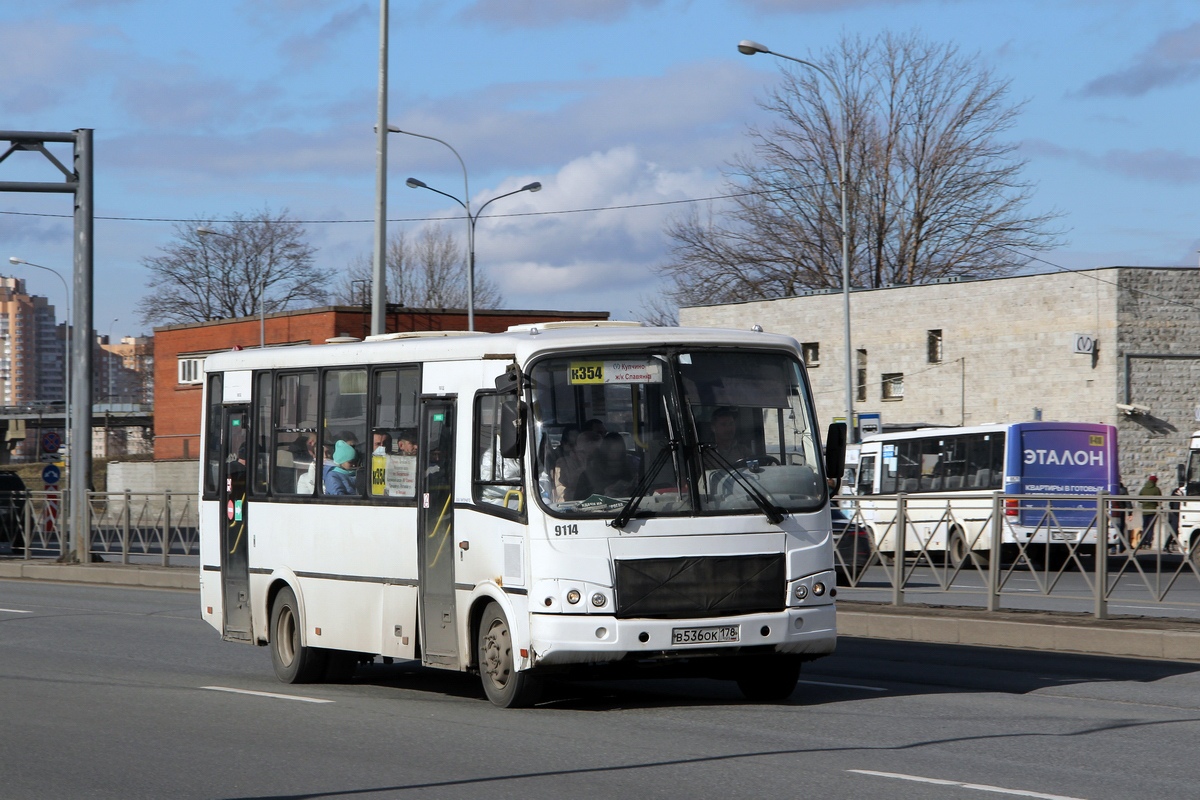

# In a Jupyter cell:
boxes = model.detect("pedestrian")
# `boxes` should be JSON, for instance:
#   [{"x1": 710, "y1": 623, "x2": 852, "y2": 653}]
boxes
[{"x1": 1137, "y1": 475, "x2": 1162, "y2": 550}]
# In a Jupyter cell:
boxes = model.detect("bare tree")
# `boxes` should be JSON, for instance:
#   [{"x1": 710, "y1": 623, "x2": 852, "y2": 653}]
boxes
[
  {"x1": 137, "y1": 209, "x2": 326, "y2": 326},
  {"x1": 660, "y1": 31, "x2": 1062, "y2": 308},
  {"x1": 332, "y1": 224, "x2": 503, "y2": 309}
]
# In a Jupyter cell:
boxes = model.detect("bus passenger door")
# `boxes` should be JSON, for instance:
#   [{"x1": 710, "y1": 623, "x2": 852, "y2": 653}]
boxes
[
  {"x1": 417, "y1": 397, "x2": 458, "y2": 666},
  {"x1": 219, "y1": 406, "x2": 253, "y2": 642}
]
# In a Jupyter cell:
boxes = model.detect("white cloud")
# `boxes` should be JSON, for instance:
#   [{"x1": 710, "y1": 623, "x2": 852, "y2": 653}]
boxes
[{"x1": 411, "y1": 146, "x2": 722, "y2": 313}]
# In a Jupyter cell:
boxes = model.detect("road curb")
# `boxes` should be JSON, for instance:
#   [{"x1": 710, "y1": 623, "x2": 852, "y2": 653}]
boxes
[
  {"x1": 837, "y1": 605, "x2": 1200, "y2": 662},
  {"x1": 0, "y1": 560, "x2": 198, "y2": 591}
]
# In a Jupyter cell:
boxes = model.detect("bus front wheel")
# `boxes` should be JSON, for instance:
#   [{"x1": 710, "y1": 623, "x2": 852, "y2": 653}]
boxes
[
  {"x1": 477, "y1": 602, "x2": 541, "y2": 708},
  {"x1": 734, "y1": 655, "x2": 801, "y2": 702},
  {"x1": 270, "y1": 586, "x2": 327, "y2": 684}
]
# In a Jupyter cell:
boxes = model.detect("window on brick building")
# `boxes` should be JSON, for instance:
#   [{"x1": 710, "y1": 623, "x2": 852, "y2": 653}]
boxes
[
  {"x1": 178, "y1": 357, "x2": 204, "y2": 385},
  {"x1": 801, "y1": 342, "x2": 819, "y2": 367}
]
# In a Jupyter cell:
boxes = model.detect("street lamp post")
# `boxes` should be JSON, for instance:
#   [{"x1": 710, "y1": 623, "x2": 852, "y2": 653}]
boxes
[
  {"x1": 738, "y1": 39, "x2": 856, "y2": 442},
  {"x1": 385, "y1": 127, "x2": 474, "y2": 329},
  {"x1": 7, "y1": 255, "x2": 71, "y2": 491},
  {"x1": 196, "y1": 227, "x2": 267, "y2": 348},
  {"x1": 404, "y1": 175, "x2": 541, "y2": 332}
]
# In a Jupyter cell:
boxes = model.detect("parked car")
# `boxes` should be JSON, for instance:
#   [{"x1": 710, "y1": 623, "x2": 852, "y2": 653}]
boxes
[
  {"x1": 832, "y1": 506, "x2": 873, "y2": 584},
  {"x1": 0, "y1": 470, "x2": 28, "y2": 553}
]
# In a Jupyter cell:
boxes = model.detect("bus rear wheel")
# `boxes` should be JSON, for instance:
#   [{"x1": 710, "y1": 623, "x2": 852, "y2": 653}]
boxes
[
  {"x1": 949, "y1": 528, "x2": 989, "y2": 569},
  {"x1": 477, "y1": 601, "x2": 541, "y2": 708},
  {"x1": 270, "y1": 586, "x2": 327, "y2": 683},
  {"x1": 734, "y1": 655, "x2": 801, "y2": 702}
]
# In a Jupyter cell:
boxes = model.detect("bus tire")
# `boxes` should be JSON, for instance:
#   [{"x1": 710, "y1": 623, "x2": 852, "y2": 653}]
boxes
[
  {"x1": 1187, "y1": 533, "x2": 1200, "y2": 570},
  {"x1": 948, "y1": 529, "x2": 970, "y2": 566},
  {"x1": 270, "y1": 586, "x2": 327, "y2": 684},
  {"x1": 477, "y1": 601, "x2": 541, "y2": 708},
  {"x1": 950, "y1": 528, "x2": 990, "y2": 570},
  {"x1": 733, "y1": 655, "x2": 801, "y2": 702}
]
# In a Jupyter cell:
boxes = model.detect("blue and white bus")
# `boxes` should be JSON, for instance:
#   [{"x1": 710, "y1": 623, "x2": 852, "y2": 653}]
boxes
[{"x1": 852, "y1": 421, "x2": 1120, "y2": 566}]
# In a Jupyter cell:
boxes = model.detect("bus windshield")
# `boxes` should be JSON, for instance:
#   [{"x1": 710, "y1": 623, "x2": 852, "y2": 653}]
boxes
[{"x1": 530, "y1": 349, "x2": 825, "y2": 519}]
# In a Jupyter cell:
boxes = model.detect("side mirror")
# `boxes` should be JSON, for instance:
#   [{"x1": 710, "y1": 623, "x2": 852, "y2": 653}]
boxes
[
  {"x1": 494, "y1": 362, "x2": 521, "y2": 392},
  {"x1": 1176, "y1": 463, "x2": 1187, "y2": 487},
  {"x1": 824, "y1": 422, "x2": 847, "y2": 496}
]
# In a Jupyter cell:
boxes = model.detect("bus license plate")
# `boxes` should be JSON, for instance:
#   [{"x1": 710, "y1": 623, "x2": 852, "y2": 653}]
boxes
[
  {"x1": 1050, "y1": 532, "x2": 1078, "y2": 541},
  {"x1": 672, "y1": 625, "x2": 740, "y2": 645}
]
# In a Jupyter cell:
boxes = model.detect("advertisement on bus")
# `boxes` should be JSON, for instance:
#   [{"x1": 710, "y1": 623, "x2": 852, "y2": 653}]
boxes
[{"x1": 1008, "y1": 423, "x2": 1118, "y2": 528}]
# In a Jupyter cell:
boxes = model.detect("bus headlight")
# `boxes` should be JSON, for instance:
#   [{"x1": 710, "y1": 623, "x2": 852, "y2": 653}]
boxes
[
  {"x1": 812, "y1": 582, "x2": 827, "y2": 597},
  {"x1": 566, "y1": 589, "x2": 581, "y2": 605},
  {"x1": 591, "y1": 592, "x2": 607, "y2": 608},
  {"x1": 793, "y1": 585, "x2": 809, "y2": 600}
]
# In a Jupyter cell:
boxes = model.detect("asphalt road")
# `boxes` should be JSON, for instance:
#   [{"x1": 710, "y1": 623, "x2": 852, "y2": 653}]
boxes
[{"x1": 3, "y1": 580, "x2": 1199, "y2": 800}]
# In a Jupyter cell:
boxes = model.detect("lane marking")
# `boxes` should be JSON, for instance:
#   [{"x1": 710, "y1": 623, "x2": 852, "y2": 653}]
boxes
[
  {"x1": 201, "y1": 686, "x2": 333, "y2": 704},
  {"x1": 848, "y1": 769, "x2": 1087, "y2": 799},
  {"x1": 0, "y1": 608, "x2": 33, "y2": 613},
  {"x1": 797, "y1": 679, "x2": 888, "y2": 692}
]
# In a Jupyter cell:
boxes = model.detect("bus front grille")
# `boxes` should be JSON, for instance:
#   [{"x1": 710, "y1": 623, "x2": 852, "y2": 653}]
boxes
[{"x1": 613, "y1": 554, "x2": 785, "y2": 619}]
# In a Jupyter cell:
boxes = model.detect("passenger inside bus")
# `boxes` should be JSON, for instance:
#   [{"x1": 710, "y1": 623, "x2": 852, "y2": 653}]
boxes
[
  {"x1": 553, "y1": 430, "x2": 603, "y2": 501},
  {"x1": 707, "y1": 407, "x2": 753, "y2": 462},
  {"x1": 575, "y1": 432, "x2": 636, "y2": 498},
  {"x1": 324, "y1": 439, "x2": 358, "y2": 495}
]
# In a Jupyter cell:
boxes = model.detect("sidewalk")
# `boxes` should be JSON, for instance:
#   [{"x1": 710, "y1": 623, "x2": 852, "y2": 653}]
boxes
[{"x1": 3, "y1": 558, "x2": 1200, "y2": 664}]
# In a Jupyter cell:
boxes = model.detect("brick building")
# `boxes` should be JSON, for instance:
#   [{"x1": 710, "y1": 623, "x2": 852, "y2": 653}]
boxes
[
  {"x1": 153, "y1": 305, "x2": 608, "y2": 460},
  {"x1": 680, "y1": 267, "x2": 1200, "y2": 484}
]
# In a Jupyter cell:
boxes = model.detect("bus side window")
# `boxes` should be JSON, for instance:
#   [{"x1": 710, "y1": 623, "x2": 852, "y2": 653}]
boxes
[
  {"x1": 274, "y1": 371, "x2": 319, "y2": 497},
  {"x1": 369, "y1": 366, "x2": 420, "y2": 500},
  {"x1": 321, "y1": 368, "x2": 368, "y2": 497},
  {"x1": 203, "y1": 373, "x2": 223, "y2": 498},
  {"x1": 474, "y1": 393, "x2": 524, "y2": 513}
]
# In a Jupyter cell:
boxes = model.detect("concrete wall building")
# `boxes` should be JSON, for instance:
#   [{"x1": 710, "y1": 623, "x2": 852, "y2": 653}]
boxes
[{"x1": 680, "y1": 267, "x2": 1200, "y2": 485}]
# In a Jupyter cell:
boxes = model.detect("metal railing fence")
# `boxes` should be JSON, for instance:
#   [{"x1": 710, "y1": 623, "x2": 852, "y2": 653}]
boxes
[
  {"x1": 5, "y1": 489, "x2": 1198, "y2": 619},
  {"x1": 834, "y1": 492, "x2": 1200, "y2": 619},
  {"x1": 0, "y1": 490, "x2": 199, "y2": 566}
]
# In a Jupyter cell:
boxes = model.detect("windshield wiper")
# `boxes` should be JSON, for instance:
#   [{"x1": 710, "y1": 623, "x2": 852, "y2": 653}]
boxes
[
  {"x1": 700, "y1": 445, "x2": 787, "y2": 525},
  {"x1": 611, "y1": 439, "x2": 679, "y2": 530}
]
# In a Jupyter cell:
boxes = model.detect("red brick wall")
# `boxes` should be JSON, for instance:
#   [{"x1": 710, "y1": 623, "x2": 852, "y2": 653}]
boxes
[{"x1": 153, "y1": 307, "x2": 607, "y2": 459}]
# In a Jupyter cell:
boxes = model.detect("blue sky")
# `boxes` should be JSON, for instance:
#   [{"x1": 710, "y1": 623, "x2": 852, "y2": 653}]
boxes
[{"x1": 2, "y1": 0, "x2": 1199, "y2": 340}]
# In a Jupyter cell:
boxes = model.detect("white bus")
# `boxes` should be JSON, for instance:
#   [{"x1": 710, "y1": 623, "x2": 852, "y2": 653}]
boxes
[
  {"x1": 1176, "y1": 431, "x2": 1200, "y2": 564},
  {"x1": 199, "y1": 322, "x2": 845, "y2": 707},
  {"x1": 852, "y1": 421, "x2": 1119, "y2": 567}
]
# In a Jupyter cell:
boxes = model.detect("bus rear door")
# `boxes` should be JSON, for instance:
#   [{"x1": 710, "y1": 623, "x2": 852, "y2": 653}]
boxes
[
  {"x1": 219, "y1": 404, "x2": 253, "y2": 641},
  {"x1": 417, "y1": 397, "x2": 458, "y2": 667}
]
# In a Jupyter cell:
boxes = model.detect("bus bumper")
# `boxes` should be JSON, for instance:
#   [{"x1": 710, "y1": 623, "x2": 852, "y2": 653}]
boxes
[{"x1": 527, "y1": 604, "x2": 836, "y2": 668}]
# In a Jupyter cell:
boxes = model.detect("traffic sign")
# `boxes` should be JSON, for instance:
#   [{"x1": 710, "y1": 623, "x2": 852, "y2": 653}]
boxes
[
  {"x1": 43, "y1": 464, "x2": 61, "y2": 485},
  {"x1": 41, "y1": 430, "x2": 62, "y2": 453}
]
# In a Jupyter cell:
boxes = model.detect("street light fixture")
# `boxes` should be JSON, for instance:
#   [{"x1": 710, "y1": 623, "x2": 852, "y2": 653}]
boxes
[
  {"x1": 738, "y1": 39, "x2": 856, "y2": 442},
  {"x1": 8, "y1": 256, "x2": 71, "y2": 471},
  {"x1": 404, "y1": 175, "x2": 541, "y2": 332},
  {"x1": 196, "y1": 226, "x2": 269, "y2": 348},
  {"x1": 387, "y1": 125, "x2": 541, "y2": 332}
]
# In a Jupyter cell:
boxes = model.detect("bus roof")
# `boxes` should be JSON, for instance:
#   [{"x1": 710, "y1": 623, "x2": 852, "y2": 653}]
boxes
[
  {"x1": 860, "y1": 421, "x2": 1116, "y2": 443},
  {"x1": 202, "y1": 323, "x2": 802, "y2": 374}
]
